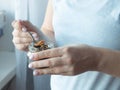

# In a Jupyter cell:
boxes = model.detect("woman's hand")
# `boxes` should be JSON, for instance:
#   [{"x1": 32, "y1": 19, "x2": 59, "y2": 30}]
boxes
[
  {"x1": 12, "y1": 20, "x2": 39, "y2": 51},
  {"x1": 28, "y1": 45, "x2": 102, "y2": 76}
]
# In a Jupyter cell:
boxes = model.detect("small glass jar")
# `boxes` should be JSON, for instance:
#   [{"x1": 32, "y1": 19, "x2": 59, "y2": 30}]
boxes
[
  {"x1": 28, "y1": 40, "x2": 55, "y2": 64},
  {"x1": 28, "y1": 40, "x2": 55, "y2": 53}
]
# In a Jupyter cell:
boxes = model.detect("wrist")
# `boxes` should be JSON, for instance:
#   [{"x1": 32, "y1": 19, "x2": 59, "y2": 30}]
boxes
[
  {"x1": 78, "y1": 45, "x2": 103, "y2": 72},
  {"x1": 95, "y1": 47, "x2": 120, "y2": 77},
  {"x1": 90, "y1": 46, "x2": 103, "y2": 71}
]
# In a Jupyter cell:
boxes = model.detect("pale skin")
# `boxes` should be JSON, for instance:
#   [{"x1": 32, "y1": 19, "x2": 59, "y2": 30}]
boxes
[{"x1": 12, "y1": 0, "x2": 120, "y2": 77}]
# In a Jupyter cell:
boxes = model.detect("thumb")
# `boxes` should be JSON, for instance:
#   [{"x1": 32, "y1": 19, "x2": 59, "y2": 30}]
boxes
[{"x1": 20, "y1": 20, "x2": 39, "y2": 33}]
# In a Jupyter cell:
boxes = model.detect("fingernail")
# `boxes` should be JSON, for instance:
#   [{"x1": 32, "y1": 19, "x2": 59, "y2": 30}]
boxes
[
  {"x1": 35, "y1": 37, "x2": 39, "y2": 41},
  {"x1": 32, "y1": 33, "x2": 37, "y2": 38},
  {"x1": 28, "y1": 64, "x2": 33, "y2": 68},
  {"x1": 27, "y1": 52, "x2": 32, "y2": 57},
  {"x1": 29, "y1": 54, "x2": 34, "y2": 60},
  {"x1": 22, "y1": 27, "x2": 27, "y2": 32},
  {"x1": 33, "y1": 71, "x2": 39, "y2": 76}
]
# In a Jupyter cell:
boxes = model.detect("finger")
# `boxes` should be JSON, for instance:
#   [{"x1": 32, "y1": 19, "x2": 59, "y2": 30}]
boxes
[
  {"x1": 31, "y1": 32, "x2": 39, "y2": 39},
  {"x1": 33, "y1": 66, "x2": 67, "y2": 75},
  {"x1": 22, "y1": 27, "x2": 27, "y2": 32},
  {"x1": 28, "y1": 32, "x2": 39, "y2": 41},
  {"x1": 12, "y1": 29, "x2": 28, "y2": 37},
  {"x1": 11, "y1": 20, "x2": 17, "y2": 27},
  {"x1": 12, "y1": 29, "x2": 30, "y2": 37},
  {"x1": 12, "y1": 37, "x2": 32, "y2": 44},
  {"x1": 21, "y1": 28, "x2": 36, "y2": 41},
  {"x1": 29, "y1": 57, "x2": 64, "y2": 69},
  {"x1": 12, "y1": 29, "x2": 39, "y2": 41},
  {"x1": 29, "y1": 48, "x2": 63, "y2": 60},
  {"x1": 15, "y1": 43, "x2": 29, "y2": 50},
  {"x1": 12, "y1": 20, "x2": 22, "y2": 30},
  {"x1": 22, "y1": 20, "x2": 32, "y2": 28},
  {"x1": 21, "y1": 20, "x2": 38, "y2": 33}
]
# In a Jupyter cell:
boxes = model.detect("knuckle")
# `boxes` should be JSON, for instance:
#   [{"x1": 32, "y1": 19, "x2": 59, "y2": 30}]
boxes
[
  {"x1": 50, "y1": 68, "x2": 56, "y2": 74},
  {"x1": 12, "y1": 30, "x2": 20, "y2": 37},
  {"x1": 66, "y1": 56, "x2": 73, "y2": 65},
  {"x1": 16, "y1": 38, "x2": 21, "y2": 43},
  {"x1": 22, "y1": 38, "x2": 29, "y2": 43},
  {"x1": 53, "y1": 68, "x2": 59, "y2": 73},
  {"x1": 63, "y1": 46, "x2": 72, "y2": 54},
  {"x1": 48, "y1": 60, "x2": 53, "y2": 67}
]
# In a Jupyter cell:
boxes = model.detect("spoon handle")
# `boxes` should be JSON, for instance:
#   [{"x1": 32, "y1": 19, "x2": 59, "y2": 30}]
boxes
[{"x1": 28, "y1": 32, "x2": 36, "y2": 43}]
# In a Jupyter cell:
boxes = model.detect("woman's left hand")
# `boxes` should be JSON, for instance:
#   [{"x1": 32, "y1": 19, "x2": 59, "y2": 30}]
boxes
[{"x1": 28, "y1": 44, "x2": 101, "y2": 76}]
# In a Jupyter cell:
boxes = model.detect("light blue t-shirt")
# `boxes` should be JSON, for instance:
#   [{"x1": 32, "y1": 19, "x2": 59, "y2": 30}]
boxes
[{"x1": 51, "y1": 0, "x2": 120, "y2": 90}]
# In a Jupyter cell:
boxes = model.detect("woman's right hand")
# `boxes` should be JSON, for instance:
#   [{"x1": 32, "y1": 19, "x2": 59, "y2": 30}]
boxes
[{"x1": 12, "y1": 20, "x2": 39, "y2": 51}]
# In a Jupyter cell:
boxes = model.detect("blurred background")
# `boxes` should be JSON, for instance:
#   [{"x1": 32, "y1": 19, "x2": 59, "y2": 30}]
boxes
[
  {"x1": 0, "y1": 0, "x2": 49, "y2": 90},
  {"x1": 0, "y1": 0, "x2": 15, "y2": 51},
  {"x1": 0, "y1": 0, "x2": 16, "y2": 90}
]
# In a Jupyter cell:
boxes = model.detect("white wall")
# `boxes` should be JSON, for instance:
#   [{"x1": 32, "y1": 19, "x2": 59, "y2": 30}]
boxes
[{"x1": 0, "y1": 0, "x2": 15, "y2": 51}]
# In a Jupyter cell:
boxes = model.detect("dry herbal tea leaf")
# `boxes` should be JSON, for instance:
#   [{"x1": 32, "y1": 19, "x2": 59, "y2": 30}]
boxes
[{"x1": 28, "y1": 40, "x2": 54, "y2": 53}]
